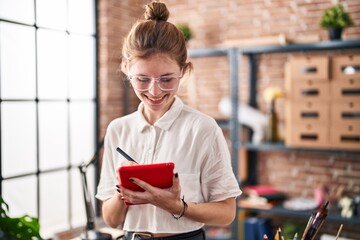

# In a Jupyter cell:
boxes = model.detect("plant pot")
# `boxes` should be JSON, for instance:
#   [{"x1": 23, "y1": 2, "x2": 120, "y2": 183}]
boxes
[{"x1": 329, "y1": 27, "x2": 343, "y2": 40}]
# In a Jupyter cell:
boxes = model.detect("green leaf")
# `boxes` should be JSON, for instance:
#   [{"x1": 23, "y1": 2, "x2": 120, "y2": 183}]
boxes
[
  {"x1": 0, "y1": 197, "x2": 43, "y2": 240},
  {"x1": 177, "y1": 23, "x2": 193, "y2": 42},
  {"x1": 320, "y1": 4, "x2": 353, "y2": 29}
]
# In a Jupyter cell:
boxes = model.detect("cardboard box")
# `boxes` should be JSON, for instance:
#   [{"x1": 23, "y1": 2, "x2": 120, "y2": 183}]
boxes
[
  {"x1": 291, "y1": 81, "x2": 330, "y2": 100},
  {"x1": 332, "y1": 55, "x2": 360, "y2": 81},
  {"x1": 331, "y1": 122, "x2": 360, "y2": 150},
  {"x1": 289, "y1": 101, "x2": 330, "y2": 124},
  {"x1": 331, "y1": 99, "x2": 360, "y2": 124},
  {"x1": 290, "y1": 56, "x2": 329, "y2": 81},
  {"x1": 331, "y1": 79, "x2": 360, "y2": 100},
  {"x1": 286, "y1": 122, "x2": 329, "y2": 148}
]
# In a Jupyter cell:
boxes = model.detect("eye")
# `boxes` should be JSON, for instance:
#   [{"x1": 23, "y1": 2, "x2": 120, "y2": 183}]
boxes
[
  {"x1": 159, "y1": 77, "x2": 175, "y2": 83},
  {"x1": 137, "y1": 77, "x2": 151, "y2": 83}
]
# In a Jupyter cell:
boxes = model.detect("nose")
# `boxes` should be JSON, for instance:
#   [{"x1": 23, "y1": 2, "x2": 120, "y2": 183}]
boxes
[{"x1": 148, "y1": 80, "x2": 162, "y2": 96}]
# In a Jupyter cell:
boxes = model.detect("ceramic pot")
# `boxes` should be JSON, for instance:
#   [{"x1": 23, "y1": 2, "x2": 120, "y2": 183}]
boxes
[{"x1": 329, "y1": 27, "x2": 343, "y2": 40}]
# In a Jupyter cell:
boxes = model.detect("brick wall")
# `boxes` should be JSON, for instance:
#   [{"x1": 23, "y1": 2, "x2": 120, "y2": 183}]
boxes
[{"x1": 98, "y1": 0, "x2": 360, "y2": 238}]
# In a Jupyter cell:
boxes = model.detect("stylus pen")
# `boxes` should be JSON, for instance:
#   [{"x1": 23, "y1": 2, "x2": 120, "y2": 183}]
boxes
[{"x1": 116, "y1": 147, "x2": 138, "y2": 164}]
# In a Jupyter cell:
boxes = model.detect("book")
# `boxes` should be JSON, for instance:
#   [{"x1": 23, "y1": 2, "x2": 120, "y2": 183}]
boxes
[
  {"x1": 244, "y1": 217, "x2": 273, "y2": 240},
  {"x1": 257, "y1": 218, "x2": 273, "y2": 240},
  {"x1": 244, "y1": 185, "x2": 283, "y2": 196},
  {"x1": 243, "y1": 185, "x2": 287, "y2": 201},
  {"x1": 244, "y1": 218, "x2": 259, "y2": 240},
  {"x1": 238, "y1": 198, "x2": 276, "y2": 210}
]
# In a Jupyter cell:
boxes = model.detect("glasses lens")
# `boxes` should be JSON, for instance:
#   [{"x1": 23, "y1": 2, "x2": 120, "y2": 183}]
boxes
[
  {"x1": 158, "y1": 77, "x2": 177, "y2": 90},
  {"x1": 132, "y1": 76, "x2": 178, "y2": 91}
]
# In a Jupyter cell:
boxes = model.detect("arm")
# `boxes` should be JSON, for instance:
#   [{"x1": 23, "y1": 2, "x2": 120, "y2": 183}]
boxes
[
  {"x1": 101, "y1": 193, "x2": 128, "y2": 228},
  {"x1": 183, "y1": 197, "x2": 236, "y2": 226}
]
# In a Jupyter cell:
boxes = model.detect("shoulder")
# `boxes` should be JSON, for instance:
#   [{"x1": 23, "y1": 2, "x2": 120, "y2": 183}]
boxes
[
  {"x1": 181, "y1": 104, "x2": 220, "y2": 132},
  {"x1": 106, "y1": 112, "x2": 137, "y2": 132}
]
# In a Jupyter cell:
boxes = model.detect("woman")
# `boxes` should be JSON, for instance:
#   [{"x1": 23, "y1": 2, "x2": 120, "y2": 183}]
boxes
[{"x1": 96, "y1": 1, "x2": 241, "y2": 239}]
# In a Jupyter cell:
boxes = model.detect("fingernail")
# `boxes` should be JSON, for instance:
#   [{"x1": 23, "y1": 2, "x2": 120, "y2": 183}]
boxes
[
  {"x1": 129, "y1": 178, "x2": 134, "y2": 182},
  {"x1": 175, "y1": 172, "x2": 178, "y2": 178},
  {"x1": 116, "y1": 185, "x2": 119, "y2": 188},
  {"x1": 117, "y1": 189, "x2": 120, "y2": 193}
]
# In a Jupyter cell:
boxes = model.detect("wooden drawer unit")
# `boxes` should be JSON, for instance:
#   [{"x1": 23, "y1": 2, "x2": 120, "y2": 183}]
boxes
[
  {"x1": 289, "y1": 101, "x2": 330, "y2": 124},
  {"x1": 331, "y1": 122, "x2": 360, "y2": 150},
  {"x1": 290, "y1": 56, "x2": 329, "y2": 81},
  {"x1": 287, "y1": 122, "x2": 329, "y2": 148},
  {"x1": 332, "y1": 55, "x2": 360, "y2": 81}
]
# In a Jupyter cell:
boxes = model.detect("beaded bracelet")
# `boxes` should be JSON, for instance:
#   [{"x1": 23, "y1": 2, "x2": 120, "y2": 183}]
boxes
[{"x1": 172, "y1": 196, "x2": 188, "y2": 220}]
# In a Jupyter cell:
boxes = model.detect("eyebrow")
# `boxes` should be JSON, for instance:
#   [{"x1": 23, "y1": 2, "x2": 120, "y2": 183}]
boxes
[{"x1": 131, "y1": 72, "x2": 177, "y2": 77}]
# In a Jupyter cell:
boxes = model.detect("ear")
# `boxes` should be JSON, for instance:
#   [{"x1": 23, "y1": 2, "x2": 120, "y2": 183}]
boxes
[{"x1": 121, "y1": 60, "x2": 128, "y2": 75}]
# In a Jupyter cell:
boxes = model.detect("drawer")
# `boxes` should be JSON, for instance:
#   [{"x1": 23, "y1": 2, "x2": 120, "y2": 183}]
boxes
[
  {"x1": 332, "y1": 55, "x2": 360, "y2": 81},
  {"x1": 331, "y1": 79, "x2": 360, "y2": 100},
  {"x1": 290, "y1": 56, "x2": 329, "y2": 81},
  {"x1": 331, "y1": 122, "x2": 360, "y2": 150},
  {"x1": 288, "y1": 101, "x2": 330, "y2": 124},
  {"x1": 291, "y1": 81, "x2": 330, "y2": 100},
  {"x1": 286, "y1": 122, "x2": 330, "y2": 148},
  {"x1": 331, "y1": 99, "x2": 360, "y2": 124}
]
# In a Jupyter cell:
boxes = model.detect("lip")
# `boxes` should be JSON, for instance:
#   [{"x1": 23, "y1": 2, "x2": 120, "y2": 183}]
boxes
[{"x1": 144, "y1": 94, "x2": 167, "y2": 105}]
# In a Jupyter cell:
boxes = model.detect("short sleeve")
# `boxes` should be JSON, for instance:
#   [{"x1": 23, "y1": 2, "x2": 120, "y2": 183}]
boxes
[{"x1": 200, "y1": 127, "x2": 241, "y2": 202}]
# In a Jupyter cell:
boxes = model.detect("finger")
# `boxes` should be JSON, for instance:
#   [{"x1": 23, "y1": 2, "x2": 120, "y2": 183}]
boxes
[
  {"x1": 129, "y1": 177, "x2": 152, "y2": 192},
  {"x1": 121, "y1": 189, "x2": 147, "y2": 205},
  {"x1": 172, "y1": 172, "x2": 181, "y2": 192}
]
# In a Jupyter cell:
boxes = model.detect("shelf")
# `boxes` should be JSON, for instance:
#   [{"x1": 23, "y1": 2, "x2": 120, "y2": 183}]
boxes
[
  {"x1": 239, "y1": 205, "x2": 360, "y2": 225},
  {"x1": 188, "y1": 39, "x2": 360, "y2": 58},
  {"x1": 241, "y1": 142, "x2": 360, "y2": 156},
  {"x1": 239, "y1": 39, "x2": 360, "y2": 54},
  {"x1": 192, "y1": 39, "x2": 360, "y2": 240}
]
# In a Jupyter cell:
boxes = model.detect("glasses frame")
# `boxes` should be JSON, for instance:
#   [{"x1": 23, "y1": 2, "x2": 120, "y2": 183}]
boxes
[{"x1": 128, "y1": 74, "x2": 182, "y2": 92}]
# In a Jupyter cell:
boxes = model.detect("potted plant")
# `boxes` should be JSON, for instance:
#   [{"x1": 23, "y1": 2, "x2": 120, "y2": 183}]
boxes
[
  {"x1": 320, "y1": 3, "x2": 353, "y2": 40},
  {"x1": 0, "y1": 197, "x2": 43, "y2": 240},
  {"x1": 177, "y1": 23, "x2": 193, "y2": 42}
]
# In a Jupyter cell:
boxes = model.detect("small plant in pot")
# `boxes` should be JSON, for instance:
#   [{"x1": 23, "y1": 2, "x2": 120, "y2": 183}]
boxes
[{"x1": 320, "y1": 3, "x2": 353, "y2": 40}]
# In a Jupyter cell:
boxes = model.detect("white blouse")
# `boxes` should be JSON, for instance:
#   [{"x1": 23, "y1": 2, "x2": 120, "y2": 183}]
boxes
[{"x1": 96, "y1": 96, "x2": 241, "y2": 233}]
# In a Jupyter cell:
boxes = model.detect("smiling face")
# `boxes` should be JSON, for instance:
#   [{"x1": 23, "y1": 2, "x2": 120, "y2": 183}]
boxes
[{"x1": 128, "y1": 53, "x2": 182, "y2": 124}]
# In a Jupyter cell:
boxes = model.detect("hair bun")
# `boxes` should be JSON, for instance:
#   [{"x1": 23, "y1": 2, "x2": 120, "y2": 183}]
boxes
[{"x1": 144, "y1": 1, "x2": 169, "y2": 21}]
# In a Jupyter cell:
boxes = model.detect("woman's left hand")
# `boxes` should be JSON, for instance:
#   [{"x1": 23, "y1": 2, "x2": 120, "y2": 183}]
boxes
[{"x1": 119, "y1": 173, "x2": 184, "y2": 214}]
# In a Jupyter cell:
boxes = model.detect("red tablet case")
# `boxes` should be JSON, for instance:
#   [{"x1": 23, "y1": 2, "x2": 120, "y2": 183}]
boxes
[{"x1": 118, "y1": 162, "x2": 175, "y2": 192}]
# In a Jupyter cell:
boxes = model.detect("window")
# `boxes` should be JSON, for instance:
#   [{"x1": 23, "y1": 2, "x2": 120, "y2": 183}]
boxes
[{"x1": 0, "y1": 0, "x2": 97, "y2": 238}]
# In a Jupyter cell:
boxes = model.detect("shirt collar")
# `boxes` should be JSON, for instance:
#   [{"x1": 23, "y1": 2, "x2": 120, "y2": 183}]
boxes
[{"x1": 136, "y1": 96, "x2": 184, "y2": 132}]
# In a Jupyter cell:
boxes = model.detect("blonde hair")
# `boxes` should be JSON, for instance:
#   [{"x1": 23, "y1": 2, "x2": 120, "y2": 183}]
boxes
[{"x1": 122, "y1": 1, "x2": 192, "y2": 75}]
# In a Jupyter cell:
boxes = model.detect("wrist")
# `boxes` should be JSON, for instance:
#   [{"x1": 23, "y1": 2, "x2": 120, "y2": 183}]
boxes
[
  {"x1": 171, "y1": 198, "x2": 184, "y2": 215},
  {"x1": 171, "y1": 196, "x2": 188, "y2": 220}
]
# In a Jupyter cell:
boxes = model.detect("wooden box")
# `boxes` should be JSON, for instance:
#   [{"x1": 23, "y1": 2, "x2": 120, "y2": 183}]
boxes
[
  {"x1": 331, "y1": 99, "x2": 360, "y2": 124},
  {"x1": 291, "y1": 81, "x2": 330, "y2": 100},
  {"x1": 331, "y1": 79, "x2": 360, "y2": 100},
  {"x1": 289, "y1": 101, "x2": 330, "y2": 124},
  {"x1": 290, "y1": 56, "x2": 329, "y2": 81},
  {"x1": 331, "y1": 122, "x2": 360, "y2": 150},
  {"x1": 332, "y1": 55, "x2": 360, "y2": 81},
  {"x1": 286, "y1": 123, "x2": 329, "y2": 148}
]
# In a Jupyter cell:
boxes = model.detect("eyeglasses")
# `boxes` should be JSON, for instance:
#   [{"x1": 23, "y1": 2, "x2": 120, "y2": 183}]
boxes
[{"x1": 128, "y1": 74, "x2": 181, "y2": 91}]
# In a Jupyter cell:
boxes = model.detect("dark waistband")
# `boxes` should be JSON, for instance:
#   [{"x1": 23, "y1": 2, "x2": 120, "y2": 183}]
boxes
[{"x1": 124, "y1": 228, "x2": 205, "y2": 240}]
